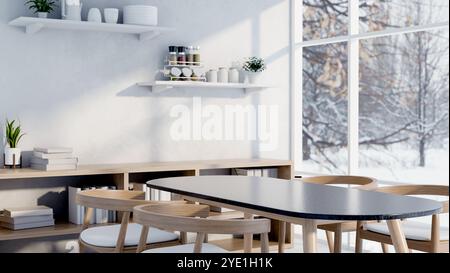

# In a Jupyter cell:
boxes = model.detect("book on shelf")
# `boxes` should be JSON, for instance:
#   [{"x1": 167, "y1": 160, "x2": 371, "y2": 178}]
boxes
[
  {"x1": 0, "y1": 214, "x2": 54, "y2": 225},
  {"x1": 31, "y1": 157, "x2": 78, "y2": 166},
  {"x1": 0, "y1": 219, "x2": 55, "y2": 230},
  {"x1": 33, "y1": 151, "x2": 73, "y2": 159},
  {"x1": 68, "y1": 185, "x2": 117, "y2": 225},
  {"x1": 33, "y1": 147, "x2": 73, "y2": 154},
  {"x1": 31, "y1": 164, "x2": 77, "y2": 171},
  {"x1": 2, "y1": 206, "x2": 53, "y2": 218}
]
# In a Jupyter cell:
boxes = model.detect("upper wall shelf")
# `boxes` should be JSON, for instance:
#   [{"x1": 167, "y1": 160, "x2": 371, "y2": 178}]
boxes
[
  {"x1": 137, "y1": 81, "x2": 274, "y2": 94},
  {"x1": 8, "y1": 17, "x2": 175, "y2": 41}
]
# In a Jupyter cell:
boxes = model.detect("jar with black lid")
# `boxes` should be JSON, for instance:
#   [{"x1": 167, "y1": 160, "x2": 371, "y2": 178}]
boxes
[{"x1": 177, "y1": 46, "x2": 186, "y2": 65}]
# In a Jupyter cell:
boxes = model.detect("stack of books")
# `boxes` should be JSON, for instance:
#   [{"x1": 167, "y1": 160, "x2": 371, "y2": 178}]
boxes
[
  {"x1": 31, "y1": 147, "x2": 78, "y2": 171},
  {"x1": 0, "y1": 206, "x2": 55, "y2": 230}
]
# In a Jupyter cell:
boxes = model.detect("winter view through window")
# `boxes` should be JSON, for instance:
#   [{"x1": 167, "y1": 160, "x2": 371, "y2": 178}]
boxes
[{"x1": 302, "y1": 0, "x2": 449, "y2": 185}]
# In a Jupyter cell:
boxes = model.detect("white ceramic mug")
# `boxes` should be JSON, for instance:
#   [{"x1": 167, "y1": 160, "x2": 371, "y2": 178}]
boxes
[
  {"x1": 87, "y1": 8, "x2": 102, "y2": 23},
  {"x1": 206, "y1": 70, "x2": 218, "y2": 83},
  {"x1": 104, "y1": 8, "x2": 119, "y2": 24}
]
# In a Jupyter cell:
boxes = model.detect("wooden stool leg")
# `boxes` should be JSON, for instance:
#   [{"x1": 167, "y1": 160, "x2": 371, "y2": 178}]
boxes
[
  {"x1": 381, "y1": 243, "x2": 389, "y2": 253},
  {"x1": 334, "y1": 224, "x2": 342, "y2": 253},
  {"x1": 278, "y1": 221, "x2": 286, "y2": 253},
  {"x1": 325, "y1": 231, "x2": 334, "y2": 253}
]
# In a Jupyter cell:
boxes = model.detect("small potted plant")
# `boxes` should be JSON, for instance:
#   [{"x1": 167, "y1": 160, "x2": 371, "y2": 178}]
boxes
[
  {"x1": 4, "y1": 119, "x2": 25, "y2": 168},
  {"x1": 25, "y1": 0, "x2": 57, "y2": 18},
  {"x1": 242, "y1": 57, "x2": 266, "y2": 84}
]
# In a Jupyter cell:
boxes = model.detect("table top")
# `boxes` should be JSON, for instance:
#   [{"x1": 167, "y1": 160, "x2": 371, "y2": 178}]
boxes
[{"x1": 147, "y1": 176, "x2": 442, "y2": 221}]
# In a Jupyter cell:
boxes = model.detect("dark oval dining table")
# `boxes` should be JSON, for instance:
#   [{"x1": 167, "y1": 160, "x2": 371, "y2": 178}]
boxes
[{"x1": 147, "y1": 176, "x2": 442, "y2": 253}]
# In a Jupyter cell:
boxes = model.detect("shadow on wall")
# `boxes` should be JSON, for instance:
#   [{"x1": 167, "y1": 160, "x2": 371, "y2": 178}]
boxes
[{"x1": 117, "y1": 84, "x2": 247, "y2": 99}]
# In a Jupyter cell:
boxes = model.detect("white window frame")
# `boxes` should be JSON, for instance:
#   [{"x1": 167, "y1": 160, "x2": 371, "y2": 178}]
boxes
[{"x1": 291, "y1": 0, "x2": 450, "y2": 177}]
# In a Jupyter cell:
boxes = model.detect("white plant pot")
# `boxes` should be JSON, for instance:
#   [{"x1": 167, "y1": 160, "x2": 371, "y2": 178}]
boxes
[
  {"x1": 246, "y1": 72, "x2": 262, "y2": 84},
  {"x1": 37, "y1": 12, "x2": 48, "y2": 18},
  {"x1": 4, "y1": 147, "x2": 21, "y2": 166}
]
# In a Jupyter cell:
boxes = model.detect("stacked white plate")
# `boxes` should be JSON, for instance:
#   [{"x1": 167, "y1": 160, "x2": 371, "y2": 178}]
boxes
[{"x1": 123, "y1": 5, "x2": 158, "y2": 26}]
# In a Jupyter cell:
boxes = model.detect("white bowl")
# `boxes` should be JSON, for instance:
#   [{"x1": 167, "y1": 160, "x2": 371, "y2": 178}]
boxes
[{"x1": 123, "y1": 5, "x2": 158, "y2": 26}]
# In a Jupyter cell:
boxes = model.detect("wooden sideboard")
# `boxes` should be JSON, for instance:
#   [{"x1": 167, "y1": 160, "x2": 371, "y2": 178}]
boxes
[{"x1": 0, "y1": 158, "x2": 293, "y2": 251}]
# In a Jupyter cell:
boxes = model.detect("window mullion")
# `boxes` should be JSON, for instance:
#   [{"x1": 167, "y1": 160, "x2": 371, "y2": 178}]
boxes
[{"x1": 348, "y1": 0, "x2": 360, "y2": 175}]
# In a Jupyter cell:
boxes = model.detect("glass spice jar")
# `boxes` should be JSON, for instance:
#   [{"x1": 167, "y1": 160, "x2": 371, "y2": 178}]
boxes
[
  {"x1": 177, "y1": 46, "x2": 186, "y2": 65},
  {"x1": 168, "y1": 46, "x2": 178, "y2": 65}
]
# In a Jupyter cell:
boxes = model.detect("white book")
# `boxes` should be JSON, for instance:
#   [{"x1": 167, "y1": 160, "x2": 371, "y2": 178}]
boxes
[
  {"x1": 150, "y1": 189, "x2": 159, "y2": 201},
  {"x1": 0, "y1": 219, "x2": 55, "y2": 230},
  {"x1": 108, "y1": 186, "x2": 117, "y2": 223},
  {"x1": 33, "y1": 151, "x2": 73, "y2": 159},
  {"x1": 234, "y1": 168, "x2": 255, "y2": 176},
  {"x1": 253, "y1": 169, "x2": 262, "y2": 177},
  {"x1": 95, "y1": 186, "x2": 110, "y2": 224},
  {"x1": 159, "y1": 191, "x2": 172, "y2": 201},
  {"x1": 0, "y1": 214, "x2": 53, "y2": 225},
  {"x1": 31, "y1": 157, "x2": 78, "y2": 165},
  {"x1": 3, "y1": 206, "x2": 53, "y2": 217},
  {"x1": 34, "y1": 147, "x2": 73, "y2": 154},
  {"x1": 68, "y1": 186, "x2": 82, "y2": 225},
  {"x1": 31, "y1": 164, "x2": 77, "y2": 171},
  {"x1": 262, "y1": 168, "x2": 278, "y2": 178}
]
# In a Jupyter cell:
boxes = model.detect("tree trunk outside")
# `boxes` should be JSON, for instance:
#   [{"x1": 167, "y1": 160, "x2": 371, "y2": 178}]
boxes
[{"x1": 419, "y1": 138, "x2": 426, "y2": 167}]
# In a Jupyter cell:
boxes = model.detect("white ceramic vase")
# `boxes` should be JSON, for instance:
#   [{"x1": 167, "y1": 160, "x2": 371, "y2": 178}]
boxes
[
  {"x1": 246, "y1": 71, "x2": 262, "y2": 84},
  {"x1": 88, "y1": 8, "x2": 102, "y2": 23},
  {"x1": 37, "y1": 12, "x2": 48, "y2": 18},
  {"x1": 4, "y1": 147, "x2": 21, "y2": 166},
  {"x1": 104, "y1": 8, "x2": 119, "y2": 24}
]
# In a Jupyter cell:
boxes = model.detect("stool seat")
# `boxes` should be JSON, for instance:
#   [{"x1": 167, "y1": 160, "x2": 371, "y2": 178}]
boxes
[{"x1": 80, "y1": 223, "x2": 179, "y2": 248}]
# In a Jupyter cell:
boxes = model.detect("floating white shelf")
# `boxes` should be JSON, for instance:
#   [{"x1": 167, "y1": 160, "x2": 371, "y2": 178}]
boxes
[
  {"x1": 8, "y1": 17, "x2": 175, "y2": 41},
  {"x1": 137, "y1": 81, "x2": 274, "y2": 93}
]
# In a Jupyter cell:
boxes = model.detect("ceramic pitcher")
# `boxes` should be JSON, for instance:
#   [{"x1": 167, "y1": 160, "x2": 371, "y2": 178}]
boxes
[{"x1": 61, "y1": 0, "x2": 83, "y2": 21}]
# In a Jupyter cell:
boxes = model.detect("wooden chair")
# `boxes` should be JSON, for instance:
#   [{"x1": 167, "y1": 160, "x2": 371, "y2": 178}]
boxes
[
  {"x1": 355, "y1": 185, "x2": 449, "y2": 253},
  {"x1": 133, "y1": 203, "x2": 272, "y2": 253},
  {"x1": 278, "y1": 175, "x2": 377, "y2": 253},
  {"x1": 76, "y1": 189, "x2": 185, "y2": 253}
]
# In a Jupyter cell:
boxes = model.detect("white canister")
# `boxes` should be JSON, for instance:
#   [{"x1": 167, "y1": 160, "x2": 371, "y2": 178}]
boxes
[
  {"x1": 88, "y1": 8, "x2": 102, "y2": 23},
  {"x1": 218, "y1": 67, "x2": 229, "y2": 83},
  {"x1": 4, "y1": 147, "x2": 21, "y2": 165},
  {"x1": 228, "y1": 68, "x2": 239, "y2": 83},
  {"x1": 104, "y1": 8, "x2": 119, "y2": 24},
  {"x1": 206, "y1": 69, "x2": 218, "y2": 83}
]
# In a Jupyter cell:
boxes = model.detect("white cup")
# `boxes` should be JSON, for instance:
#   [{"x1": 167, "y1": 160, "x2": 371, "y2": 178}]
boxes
[
  {"x1": 104, "y1": 8, "x2": 119, "y2": 24},
  {"x1": 87, "y1": 8, "x2": 102, "y2": 23}
]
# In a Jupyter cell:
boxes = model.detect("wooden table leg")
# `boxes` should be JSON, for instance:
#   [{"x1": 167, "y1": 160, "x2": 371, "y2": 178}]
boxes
[
  {"x1": 302, "y1": 220, "x2": 317, "y2": 253},
  {"x1": 386, "y1": 219, "x2": 409, "y2": 253},
  {"x1": 278, "y1": 221, "x2": 286, "y2": 253},
  {"x1": 243, "y1": 213, "x2": 254, "y2": 253}
]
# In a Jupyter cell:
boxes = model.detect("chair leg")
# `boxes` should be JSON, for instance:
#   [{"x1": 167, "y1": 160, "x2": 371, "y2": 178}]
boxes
[
  {"x1": 194, "y1": 232, "x2": 206, "y2": 253},
  {"x1": 278, "y1": 221, "x2": 286, "y2": 253},
  {"x1": 261, "y1": 233, "x2": 270, "y2": 253},
  {"x1": 355, "y1": 221, "x2": 363, "y2": 253},
  {"x1": 381, "y1": 243, "x2": 389, "y2": 253},
  {"x1": 325, "y1": 231, "x2": 334, "y2": 253},
  {"x1": 333, "y1": 224, "x2": 342, "y2": 253}
]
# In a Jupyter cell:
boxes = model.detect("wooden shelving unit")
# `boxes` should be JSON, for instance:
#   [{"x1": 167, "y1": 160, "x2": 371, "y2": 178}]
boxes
[
  {"x1": 8, "y1": 17, "x2": 175, "y2": 41},
  {"x1": 137, "y1": 81, "x2": 274, "y2": 94},
  {"x1": 0, "y1": 222, "x2": 114, "y2": 241},
  {"x1": 0, "y1": 159, "x2": 293, "y2": 247}
]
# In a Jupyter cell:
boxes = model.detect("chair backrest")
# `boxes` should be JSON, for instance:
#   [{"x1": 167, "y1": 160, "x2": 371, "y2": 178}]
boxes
[
  {"x1": 76, "y1": 189, "x2": 186, "y2": 253},
  {"x1": 76, "y1": 189, "x2": 185, "y2": 212},
  {"x1": 300, "y1": 175, "x2": 377, "y2": 190},
  {"x1": 134, "y1": 203, "x2": 272, "y2": 253},
  {"x1": 376, "y1": 185, "x2": 449, "y2": 213},
  {"x1": 134, "y1": 204, "x2": 271, "y2": 235}
]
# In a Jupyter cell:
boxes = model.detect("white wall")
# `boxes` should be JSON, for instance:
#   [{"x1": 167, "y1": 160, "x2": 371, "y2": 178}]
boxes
[{"x1": 0, "y1": 0, "x2": 291, "y2": 165}]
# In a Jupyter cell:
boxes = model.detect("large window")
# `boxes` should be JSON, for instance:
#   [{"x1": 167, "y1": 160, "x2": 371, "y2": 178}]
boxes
[{"x1": 299, "y1": 0, "x2": 449, "y2": 185}]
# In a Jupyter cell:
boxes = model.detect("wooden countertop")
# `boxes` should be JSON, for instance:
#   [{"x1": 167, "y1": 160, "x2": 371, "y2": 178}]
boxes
[{"x1": 0, "y1": 159, "x2": 292, "y2": 180}]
